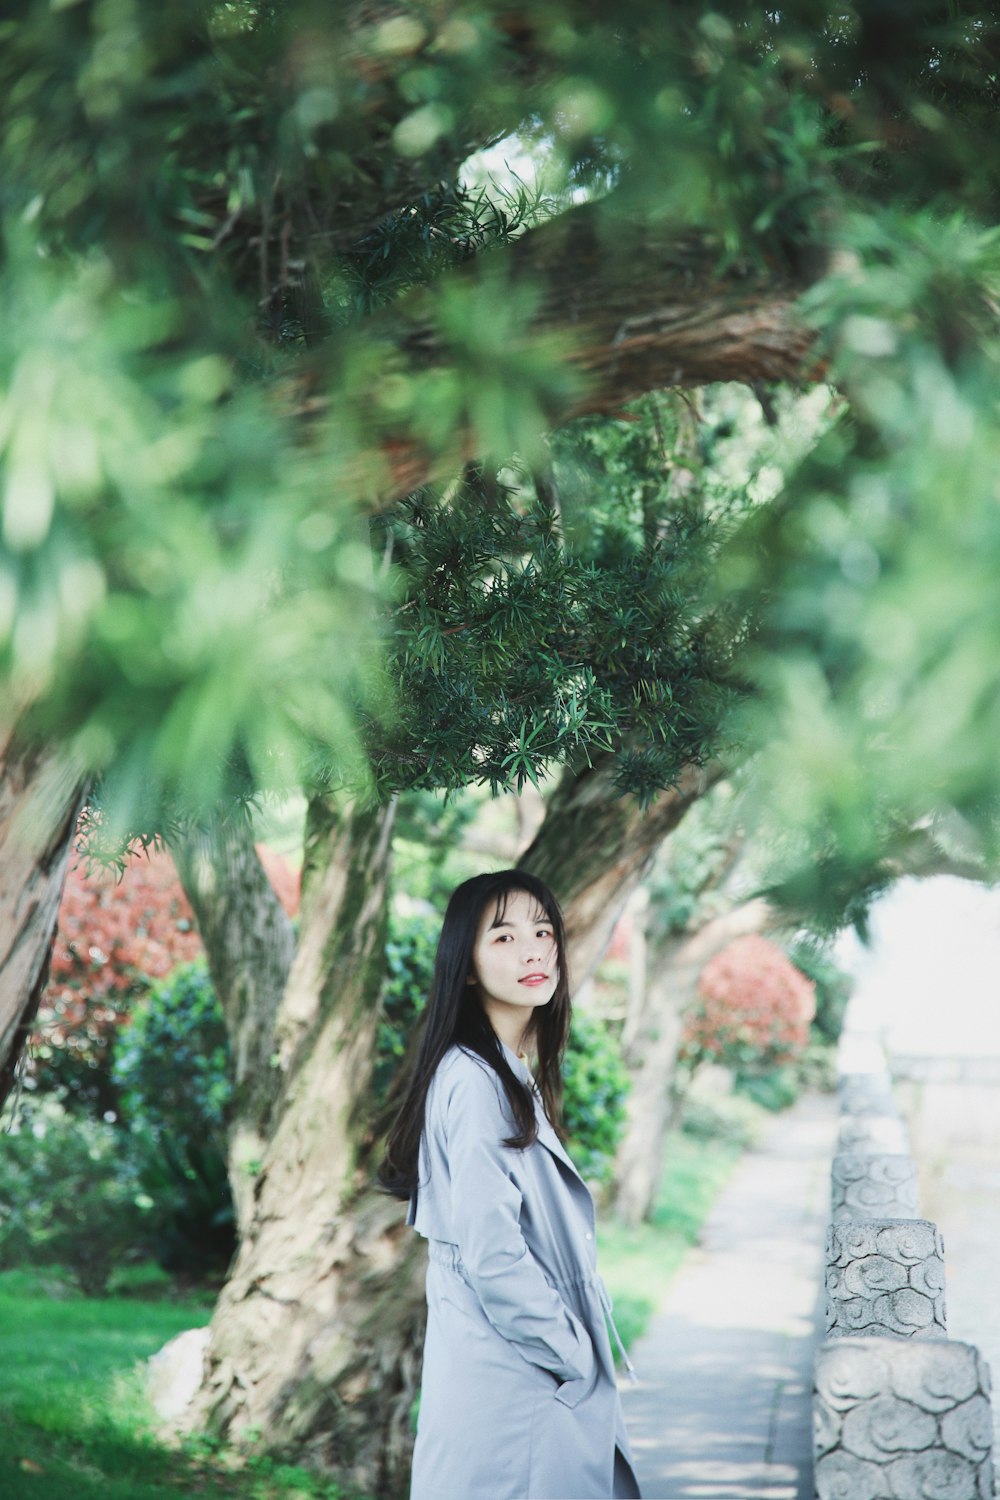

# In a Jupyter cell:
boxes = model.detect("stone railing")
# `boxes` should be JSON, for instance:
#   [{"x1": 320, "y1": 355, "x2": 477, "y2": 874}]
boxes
[{"x1": 812, "y1": 1042, "x2": 996, "y2": 1500}]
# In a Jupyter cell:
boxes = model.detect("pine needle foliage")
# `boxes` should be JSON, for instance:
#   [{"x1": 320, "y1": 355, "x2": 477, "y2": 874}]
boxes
[{"x1": 371, "y1": 416, "x2": 742, "y2": 804}]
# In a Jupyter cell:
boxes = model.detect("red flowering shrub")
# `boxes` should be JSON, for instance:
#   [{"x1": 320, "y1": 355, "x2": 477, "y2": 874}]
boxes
[
  {"x1": 681, "y1": 934, "x2": 816, "y2": 1075},
  {"x1": 32, "y1": 841, "x2": 298, "y2": 1111}
]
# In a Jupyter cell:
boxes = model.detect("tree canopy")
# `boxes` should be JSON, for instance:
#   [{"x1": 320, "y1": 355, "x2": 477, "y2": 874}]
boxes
[
  {"x1": 3, "y1": 2, "x2": 1000, "y2": 910},
  {"x1": 8, "y1": 9, "x2": 1000, "y2": 1489}
]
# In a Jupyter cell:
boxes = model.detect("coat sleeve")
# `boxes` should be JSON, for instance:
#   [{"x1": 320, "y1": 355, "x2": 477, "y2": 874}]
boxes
[{"x1": 435, "y1": 1056, "x2": 597, "y2": 1391}]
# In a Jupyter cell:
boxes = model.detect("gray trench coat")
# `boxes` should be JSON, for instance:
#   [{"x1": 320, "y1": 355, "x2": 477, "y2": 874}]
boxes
[{"x1": 407, "y1": 1042, "x2": 640, "y2": 1500}]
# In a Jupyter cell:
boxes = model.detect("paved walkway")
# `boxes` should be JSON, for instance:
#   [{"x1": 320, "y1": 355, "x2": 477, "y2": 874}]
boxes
[{"x1": 620, "y1": 1091, "x2": 838, "y2": 1500}]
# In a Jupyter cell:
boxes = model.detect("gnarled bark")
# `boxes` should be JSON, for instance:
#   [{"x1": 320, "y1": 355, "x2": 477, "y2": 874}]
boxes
[{"x1": 0, "y1": 728, "x2": 87, "y2": 1109}]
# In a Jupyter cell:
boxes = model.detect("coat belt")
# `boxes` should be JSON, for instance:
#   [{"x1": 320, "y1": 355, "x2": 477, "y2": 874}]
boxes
[{"x1": 425, "y1": 1240, "x2": 637, "y2": 1382}]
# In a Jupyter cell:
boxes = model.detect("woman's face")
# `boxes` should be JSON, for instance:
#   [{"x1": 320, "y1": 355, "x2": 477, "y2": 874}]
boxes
[{"x1": 470, "y1": 889, "x2": 559, "y2": 1042}]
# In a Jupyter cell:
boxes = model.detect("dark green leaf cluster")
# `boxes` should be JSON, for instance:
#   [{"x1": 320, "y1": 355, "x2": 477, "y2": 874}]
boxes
[
  {"x1": 372, "y1": 907, "x2": 439, "y2": 1106},
  {"x1": 113, "y1": 962, "x2": 236, "y2": 1274},
  {"x1": 6, "y1": 0, "x2": 1000, "y2": 911},
  {"x1": 330, "y1": 179, "x2": 559, "y2": 325},
  {"x1": 371, "y1": 431, "x2": 739, "y2": 802}
]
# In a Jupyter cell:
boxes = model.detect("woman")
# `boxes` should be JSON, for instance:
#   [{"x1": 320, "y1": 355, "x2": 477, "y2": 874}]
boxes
[{"x1": 380, "y1": 869, "x2": 641, "y2": 1500}]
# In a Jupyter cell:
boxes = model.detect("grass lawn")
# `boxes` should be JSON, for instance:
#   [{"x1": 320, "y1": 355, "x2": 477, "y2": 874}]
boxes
[
  {"x1": 0, "y1": 1122, "x2": 747, "y2": 1498},
  {"x1": 597, "y1": 1124, "x2": 746, "y2": 1351},
  {"x1": 0, "y1": 1269, "x2": 361, "y2": 1500}
]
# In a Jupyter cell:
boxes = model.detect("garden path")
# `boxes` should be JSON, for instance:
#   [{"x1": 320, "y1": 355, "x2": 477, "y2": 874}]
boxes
[{"x1": 619, "y1": 1089, "x2": 838, "y2": 1500}]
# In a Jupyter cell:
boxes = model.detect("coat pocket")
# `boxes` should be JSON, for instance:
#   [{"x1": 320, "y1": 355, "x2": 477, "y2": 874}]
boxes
[{"x1": 551, "y1": 1337, "x2": 599, "y2": 1408}]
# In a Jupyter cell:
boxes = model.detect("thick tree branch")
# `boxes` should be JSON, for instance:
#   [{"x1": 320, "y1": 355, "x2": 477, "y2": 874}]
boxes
[
  {"x1": 330, "y1": 201, "x2": 823, "y2": 508},
  {"x1": 880, "y1": 822, "x2": 991, "y2": 885}
]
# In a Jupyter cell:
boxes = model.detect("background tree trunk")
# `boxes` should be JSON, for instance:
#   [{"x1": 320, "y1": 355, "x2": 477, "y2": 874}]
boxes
[
  {"x1": 519, "y1": 754, "x2": 721, "y2": 986},
  {"x1": 0, "y1": 728, "x2": 87, "y2": 1108},
  {"x1": 172, "y1": 818, "x2": 297, "y2": 1233},
  {"x1": 611, "y1": 896, "x2": 777, "y2": 1225}
]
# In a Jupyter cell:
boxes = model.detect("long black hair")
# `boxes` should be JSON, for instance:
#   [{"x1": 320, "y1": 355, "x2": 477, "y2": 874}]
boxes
[{"x1": 378, "y1": 869, "x2": 572, "y2": 1201}]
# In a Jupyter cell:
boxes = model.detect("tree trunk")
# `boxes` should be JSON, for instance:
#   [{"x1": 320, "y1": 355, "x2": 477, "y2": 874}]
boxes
[
  {"x1": 0, "y1": 728, "x2": 87, "y2": 1108},
  {"x1": 180, "y1": 795, "x2": 426, "y2": 1500},
  {"x1": 171, "y1": 819, "x2": 297, "y2": 1232},
  {"x1": 611, "y1": 896, "x2": 777, "y2": 1226},
  {"x1": 518, "y1": 754, "x2": 722, "y2": 986}
]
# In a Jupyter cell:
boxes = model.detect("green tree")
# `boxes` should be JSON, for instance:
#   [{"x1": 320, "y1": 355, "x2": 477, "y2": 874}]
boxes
[{"x1": 5, "y1": 5, "x2": 1000, "y2": 1494}]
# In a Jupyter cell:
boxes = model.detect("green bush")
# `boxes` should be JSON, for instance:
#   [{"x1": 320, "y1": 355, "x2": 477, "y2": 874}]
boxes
[
  {"x1": 113, "y1": 961, "x2": 236, "y2": 1274},
  {"x1": 562, "y1": 1012, "x2": 629, "y2": 1182},
  {"x1": 0, "y1": 1100, "x2": 149, "y2": 1295},
  {"x1": 678, "y1": 1091, "x2": 762, "y2": 1151},
  {"x1": 114, "y1": 960, "x2": 232, "y2": 1146}
]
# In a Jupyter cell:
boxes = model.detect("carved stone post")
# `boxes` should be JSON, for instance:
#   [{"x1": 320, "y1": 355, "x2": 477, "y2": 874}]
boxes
[
  {"x1": 825, "y1": 1220, "x2": 947, "y2": 1340},
  {"x1": 814, "y1": 1338, "x2": 994, "y2": 1500},
  {"x1": 831, "y1": 1154, "x2": 921, "y2": 1222}
]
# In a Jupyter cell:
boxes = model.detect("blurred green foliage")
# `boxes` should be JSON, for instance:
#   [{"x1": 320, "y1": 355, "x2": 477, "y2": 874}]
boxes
[
  {"x1": 733, "y1": 1066, "x2": 802, "y2": 1113},
  {"x1": 373, "y1": 908, "x2": 439, "y2": 1103},
  {"x1": 788, "y1": 936, "x2": 853, "y2": 1044},
  {"x1": 3, "y1": 2, "x2": 1000, "y2": 914},
  {"x1": 0, "y1": 961, "x2": 238, "y2": 1291},
  {"x1": 646, "y1": 781, "x2": 749, "y2": 940},
  {"x1": 560, "y1": 1011, "x2": 629, "y2": 1181},
  {"x1": 729, "y1": 211, "x2": 1000, "y2": 918}
]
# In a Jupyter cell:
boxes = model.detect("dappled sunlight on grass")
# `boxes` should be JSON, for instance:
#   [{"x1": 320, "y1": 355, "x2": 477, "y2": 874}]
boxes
[{"x1": 0, "y1": 1270, "x2": 363, "y2": 1499}]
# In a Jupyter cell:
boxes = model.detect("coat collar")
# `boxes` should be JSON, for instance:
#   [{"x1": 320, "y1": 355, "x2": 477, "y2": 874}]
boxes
[{"x1": 500, "y1": 1041, "x2": 585, "y2": 1184}]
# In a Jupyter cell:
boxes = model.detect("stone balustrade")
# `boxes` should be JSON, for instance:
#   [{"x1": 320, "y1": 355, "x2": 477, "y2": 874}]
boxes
[
  {"x1": 813, "y1": 1046, "x2": 995, "y2": 1499},
  {"x1": 837, "y1": 1112, "x2": 910, "y2": 1156}
]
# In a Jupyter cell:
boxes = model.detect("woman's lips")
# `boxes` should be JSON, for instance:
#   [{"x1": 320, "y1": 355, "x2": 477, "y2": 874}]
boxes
[{"x1": 519, "y1": 975, "x2": 549, "y2": 985}]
